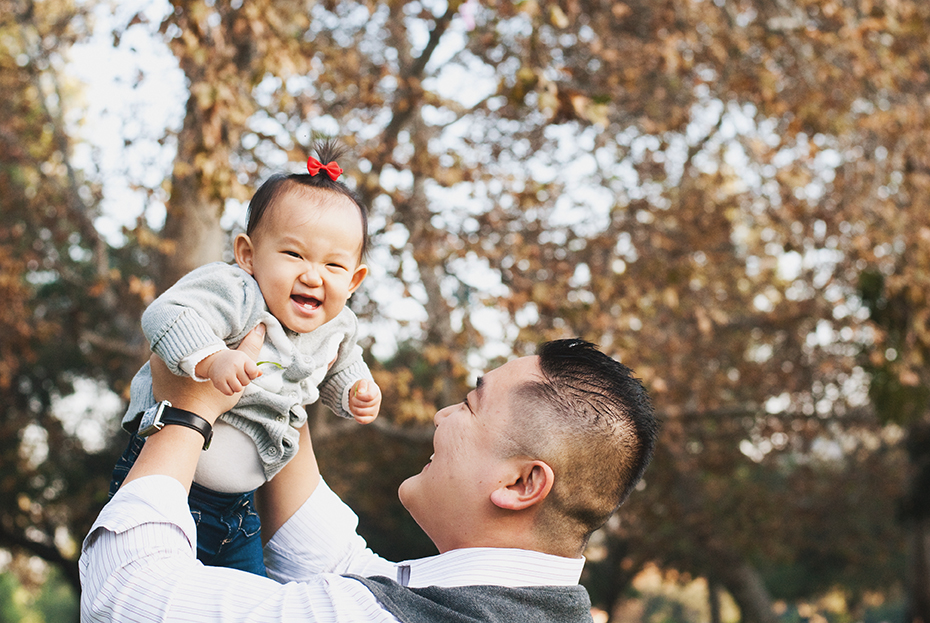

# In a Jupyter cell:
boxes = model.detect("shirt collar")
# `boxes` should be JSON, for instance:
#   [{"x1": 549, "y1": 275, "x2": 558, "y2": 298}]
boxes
[{"x1": 395, "y1": 547, "x2": 585, "y2": 588}]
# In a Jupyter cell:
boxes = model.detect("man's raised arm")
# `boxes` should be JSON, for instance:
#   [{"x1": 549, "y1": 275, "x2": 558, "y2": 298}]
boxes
[{"x1": 122, "y1": 324, "x2": 267, "y2": 491}]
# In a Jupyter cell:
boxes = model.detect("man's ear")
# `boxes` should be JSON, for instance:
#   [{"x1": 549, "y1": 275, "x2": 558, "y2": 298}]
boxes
[
  {"x1": 489, "y1": 460, "x2": 554, "y2": 511},
  {"x1": 348, "y1": 263, "x2": 368, "y2": 294},
  {"x1": 234, "y1": 233, "x2": 255, "y2": 275}
]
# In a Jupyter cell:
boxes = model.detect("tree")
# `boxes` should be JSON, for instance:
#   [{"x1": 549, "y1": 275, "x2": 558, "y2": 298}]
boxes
[
  {"x1": 0, "y1": 0, "x2": 150, "y2": 598},
  {"x1": 4, "y1": 0, "x2": 927, "y2": 619}
]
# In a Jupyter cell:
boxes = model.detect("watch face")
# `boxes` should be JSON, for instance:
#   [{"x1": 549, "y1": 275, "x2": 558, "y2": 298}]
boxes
[{"x1": 138, "y1": 401, "x2": 167, "y2": 437}]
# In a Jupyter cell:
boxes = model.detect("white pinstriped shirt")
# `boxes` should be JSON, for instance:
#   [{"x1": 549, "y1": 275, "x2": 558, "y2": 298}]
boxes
[{"x1": 79, "y1": 476, "x2": 586, "y2": 622}]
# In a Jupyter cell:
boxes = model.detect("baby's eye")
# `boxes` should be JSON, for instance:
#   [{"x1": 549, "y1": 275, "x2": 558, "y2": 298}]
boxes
[
  {"x1": 327, "y1": 263, "x2": 348, "y2": 271},
  {"x1": 284, "y1": 251, "x2": 301, "y2": 259}
]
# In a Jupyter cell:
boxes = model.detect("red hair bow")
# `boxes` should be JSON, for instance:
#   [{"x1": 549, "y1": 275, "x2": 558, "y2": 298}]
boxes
[{"x1": 307, "y1": 156, "x2": 344, "y2": 181}]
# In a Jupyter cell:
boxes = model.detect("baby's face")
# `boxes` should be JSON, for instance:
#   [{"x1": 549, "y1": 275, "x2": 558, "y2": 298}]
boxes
[{"x1": 238, "y1": 188, "x2": 367, "y2": 334}]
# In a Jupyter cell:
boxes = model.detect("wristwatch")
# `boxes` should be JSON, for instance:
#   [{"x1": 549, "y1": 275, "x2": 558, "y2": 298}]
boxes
[{"x1": 137, "y1": 400, "x2": 213, "y2": 450}]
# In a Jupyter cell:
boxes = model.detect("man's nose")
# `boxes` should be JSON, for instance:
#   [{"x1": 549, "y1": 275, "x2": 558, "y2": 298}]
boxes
[{"x1": 433, "y1": 405, "x2": 453, "y2": 427}]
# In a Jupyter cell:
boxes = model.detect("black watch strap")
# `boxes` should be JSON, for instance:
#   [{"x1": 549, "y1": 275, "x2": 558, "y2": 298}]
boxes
[{"x1": 138, "y1": 402, "x2": 213, "y2": 450}]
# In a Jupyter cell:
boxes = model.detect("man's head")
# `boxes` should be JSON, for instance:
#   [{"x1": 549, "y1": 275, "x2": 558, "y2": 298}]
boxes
[
  {"x1": 398, "y1": 339, "x2": 658, "y2": 557},
  {"x1": 233, "y1": 142, "x2": 369, "y2": 334},
  {"x1": 517, "y1": 339, "x2": 658, "y2": 551}
]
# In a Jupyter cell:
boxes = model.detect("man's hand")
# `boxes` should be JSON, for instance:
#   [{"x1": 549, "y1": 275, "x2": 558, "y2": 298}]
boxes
[
  {"x1": 152, "y1": 325, "x2": 266, "y2": 424},
  {"x1": 127, "y1": 324, "x2": 266, "y2": 490},
  {"x1": 195, "y1": 349, "x2": 262, "y2": 396},
  {"x1": 348, "y1": 379, "x2": 381, "y2": 424}
]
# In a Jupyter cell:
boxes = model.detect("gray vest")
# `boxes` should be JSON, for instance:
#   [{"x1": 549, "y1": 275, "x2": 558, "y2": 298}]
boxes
[{"x1": 349, "y1": 575, "x2": 594, "y2": 623}]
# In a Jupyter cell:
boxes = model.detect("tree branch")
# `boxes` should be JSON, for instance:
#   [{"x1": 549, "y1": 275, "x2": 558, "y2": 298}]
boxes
[
  {"x1": 375, "y1": 1, "x2": 464, "y2": 165},
  {"x1": 0, "y1": 523, "x2": 80, "y2": 593}
]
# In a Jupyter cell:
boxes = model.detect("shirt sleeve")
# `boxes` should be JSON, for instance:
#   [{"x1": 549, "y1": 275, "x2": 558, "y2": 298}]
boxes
[
  {"x1": 264, "y1": 479, "x2": 397, "y2": 583},
  {"x1": 318, "y1": 310, "x2": 375, "y2": 419},
  {"x1": 178, "y1": 343, "x2": 229, "y2": 380},
  {"x1": 79, "y1": 476, "x2": 401, "y2": 623}
]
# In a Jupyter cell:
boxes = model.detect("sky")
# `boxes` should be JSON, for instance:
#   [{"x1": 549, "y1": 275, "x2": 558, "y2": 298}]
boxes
[{"x1": 67, "y1": 0, "x2": 185, "y2": 244}]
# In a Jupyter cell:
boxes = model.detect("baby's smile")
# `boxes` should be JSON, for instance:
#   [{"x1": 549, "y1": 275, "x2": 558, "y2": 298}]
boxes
[{"x1": 291, "y1": 293, "x2": 322, "y2": 309}]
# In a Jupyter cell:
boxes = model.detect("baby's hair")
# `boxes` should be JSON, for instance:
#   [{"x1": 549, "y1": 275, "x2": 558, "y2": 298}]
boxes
[{"x1": 245, "y1": 140, "x2": 370, "y2": 260}]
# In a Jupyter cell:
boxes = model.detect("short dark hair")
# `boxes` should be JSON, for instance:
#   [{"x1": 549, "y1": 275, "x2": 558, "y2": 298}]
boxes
[
  {"x1": 511, "y1": 338, "x2": 659, "y2": 546},
  {"x1": 245, "y1": 140, "x2": 369, "y2": 260}
]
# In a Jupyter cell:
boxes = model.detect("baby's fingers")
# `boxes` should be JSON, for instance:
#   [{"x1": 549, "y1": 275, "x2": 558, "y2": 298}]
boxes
[
  {"x1": 244, "y1": 359, "x2": 261, "y2": 381},
  {"x1": 227, "y1": 367, "x2": 255, "y2": 394},
  {"x1": 219, "y1": 383, "x2": 237, "y2": 396},
  {"x1": 354, "y1": 413, "x2": 378, "y2": 425},
  {"x1": 213, "y1": 378, "x2": 236, "y2": 397},
  {"x1": 352, "y1": 380, "x2": 373, "y2": 401}
]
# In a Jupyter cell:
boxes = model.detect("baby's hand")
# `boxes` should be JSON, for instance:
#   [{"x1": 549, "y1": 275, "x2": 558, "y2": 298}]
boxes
[
  {"x1": 349, "y1": 379, "x2": 381, "y2": 424},
  {"x1": 196, "y1": 350, "x2": 261, "y2": 396}
]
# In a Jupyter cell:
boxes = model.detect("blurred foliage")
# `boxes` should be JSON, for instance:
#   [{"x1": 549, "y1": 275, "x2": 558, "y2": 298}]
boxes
[
  {"x1": 3, "y1": 0, "x2": 930, "y2": 621},
  {"x1": 0, "y1": 0, "x2": 151, "y2": 596},
  {"x1": 0, "y1": 567, "x2": 78, "y2": 623}
]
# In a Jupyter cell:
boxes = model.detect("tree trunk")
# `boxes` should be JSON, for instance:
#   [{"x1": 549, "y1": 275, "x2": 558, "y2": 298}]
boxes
[
  {"x1": 713, "y1": 557, "x2": 778, "y2": 623},
  {"x1": 157, "y1": 93, "x2": 226, "y2": 292},
  {"x1": 904, "y1": 418, "x2": 930, "y2": 623},
  {"x1": 708, "y1": 578, "x2": 722, "y2": 623},
  {"x1": 909, "y1": 516, "x2": 930, "y2": 623}
]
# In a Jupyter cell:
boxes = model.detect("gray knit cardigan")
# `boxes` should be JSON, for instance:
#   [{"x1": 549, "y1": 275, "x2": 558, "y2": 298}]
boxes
[{"x1": 121, "y1": 262, "x2": 372, "y2": 479}]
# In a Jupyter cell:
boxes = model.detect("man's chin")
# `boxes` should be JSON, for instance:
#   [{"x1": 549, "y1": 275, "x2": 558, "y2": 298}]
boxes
[
  {"x1": 397, "y1": 478, "x2": 436, "y2": 545},
  {"x1": 397, "y1": 475, "x2": 415, "y2": 510},
  {"x1": 399, "y1": 473, "x2": 431, "y2": 517}
]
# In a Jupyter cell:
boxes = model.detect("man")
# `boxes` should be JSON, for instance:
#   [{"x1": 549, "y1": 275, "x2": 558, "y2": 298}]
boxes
[{"x1": 80, "y1": 326, "x2": 658, "y2": 622}]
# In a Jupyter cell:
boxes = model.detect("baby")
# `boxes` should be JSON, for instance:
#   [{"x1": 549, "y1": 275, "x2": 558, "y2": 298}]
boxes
[{"x1": 109, "y1": 141, "x2": 381, "y2": 575}]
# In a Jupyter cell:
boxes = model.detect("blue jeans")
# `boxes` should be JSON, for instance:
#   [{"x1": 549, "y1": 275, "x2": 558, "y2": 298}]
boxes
[{"x1": 109, "y1": 434, "x2": 266, "y2": 576}]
